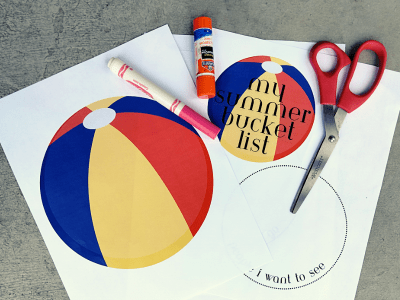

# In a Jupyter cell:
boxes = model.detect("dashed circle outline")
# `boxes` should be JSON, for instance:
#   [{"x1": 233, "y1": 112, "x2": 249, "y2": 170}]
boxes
[{"x1": 241, "y1": 164, "x2": 348, "y2": 290}]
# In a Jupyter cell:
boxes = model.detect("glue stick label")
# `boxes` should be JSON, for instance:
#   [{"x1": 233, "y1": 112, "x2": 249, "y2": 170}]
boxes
[{"x1": 194, "y1": 28, "x2": 215, "y2": 77}]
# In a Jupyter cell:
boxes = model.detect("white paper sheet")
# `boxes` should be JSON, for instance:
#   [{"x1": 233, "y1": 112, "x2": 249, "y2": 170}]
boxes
[
  {"x1": 175, "y1": 30, "x2": 400, "y2": 299},
  {"x1": 0, "y1": 25, "x2": 272, "y2": 300}
]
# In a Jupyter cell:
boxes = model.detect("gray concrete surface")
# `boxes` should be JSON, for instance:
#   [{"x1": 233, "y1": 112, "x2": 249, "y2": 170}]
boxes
[{"x1": 0, "y1": 0, "x2": 399, "y2": 299}]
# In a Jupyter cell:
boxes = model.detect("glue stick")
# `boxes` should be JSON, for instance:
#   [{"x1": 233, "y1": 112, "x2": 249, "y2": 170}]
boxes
[{"x1": 193, "y1": 16, "x2": 216, "y2": 99}]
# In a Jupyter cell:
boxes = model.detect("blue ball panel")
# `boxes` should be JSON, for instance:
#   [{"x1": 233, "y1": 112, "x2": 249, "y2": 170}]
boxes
[
  {"x1": 41, "y1": 124, "x2": 106, "y2": 266},
  {"x1": 109, "y1": 96, "x2": 198, "y2": 136}
]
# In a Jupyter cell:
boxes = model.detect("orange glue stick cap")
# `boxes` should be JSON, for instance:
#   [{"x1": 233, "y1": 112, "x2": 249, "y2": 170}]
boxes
[
  {"x1": 193, "y1": 16, "x2": 212, "y2": 31},
  {"x1": 196, "y1": 76, "x2": 216, "y2": 99}
]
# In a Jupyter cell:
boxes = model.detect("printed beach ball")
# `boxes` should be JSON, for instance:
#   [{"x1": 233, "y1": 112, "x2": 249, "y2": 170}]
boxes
[
  {"x1": 208, "y1": 56, "x2": 315, "y2": 162},
  {"x1": 40, "y1": 96, "x2": 213, "y2": 269}
]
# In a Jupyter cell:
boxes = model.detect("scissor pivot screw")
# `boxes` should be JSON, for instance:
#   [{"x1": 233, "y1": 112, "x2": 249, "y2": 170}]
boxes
[{"x1": 328, "y1": 135, "x2": 336, "y2": 143}]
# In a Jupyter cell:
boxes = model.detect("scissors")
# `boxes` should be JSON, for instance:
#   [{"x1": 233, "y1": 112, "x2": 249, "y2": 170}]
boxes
[{"x1": 290, "y1": 40, "x2": 387, "y2": 214}]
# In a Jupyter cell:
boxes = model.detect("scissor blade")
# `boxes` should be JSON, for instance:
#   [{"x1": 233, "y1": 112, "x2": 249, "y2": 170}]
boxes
[{"x1": 290, "y1": 133, "x2": 338, "y2": 214}]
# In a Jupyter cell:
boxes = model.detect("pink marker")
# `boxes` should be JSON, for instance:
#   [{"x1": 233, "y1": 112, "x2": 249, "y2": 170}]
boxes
[{"x1": 108, "y1": 57, "x2": 220, "y2": 139}]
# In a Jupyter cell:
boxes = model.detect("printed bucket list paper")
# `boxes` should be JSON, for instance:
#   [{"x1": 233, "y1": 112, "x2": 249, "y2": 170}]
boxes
[
  {"x1": 175, "y1": 30, "x2": 400, "y2": 299},
  {"x1": 0, "y1": 25, "x2": 271, "y2": 300},
  {"x1": 195, "y1": 66, "x2": 400, "y2": 300},
  {"x1": 174, "y1": 31, "x2": 345, "y2": 178}
]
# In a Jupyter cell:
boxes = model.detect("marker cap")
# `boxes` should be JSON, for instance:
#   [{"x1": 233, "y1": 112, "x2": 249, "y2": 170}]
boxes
[{"x1": 193, "y1": 16, "x2": 212, "y2": 30}]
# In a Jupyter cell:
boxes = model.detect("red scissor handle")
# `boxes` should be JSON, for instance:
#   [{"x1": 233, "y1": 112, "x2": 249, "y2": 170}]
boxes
[
  {"x1": 310, "y1": 40, "x2": 387, "y2": 113},
  {"x1": 337, "y1": 40, "x2": 387, "y2": 113},
  {"x1": 310, "y1": 41, "x2": 351, "y2": 106}
]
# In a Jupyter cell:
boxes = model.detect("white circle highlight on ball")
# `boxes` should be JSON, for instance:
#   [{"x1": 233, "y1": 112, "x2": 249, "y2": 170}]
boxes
[
  {"x1": 262, "y1": 61, "x2": 283, "y2": 74},
  {"x1": 83, "y1": 108, "x2": 116, "y2": 129}
]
